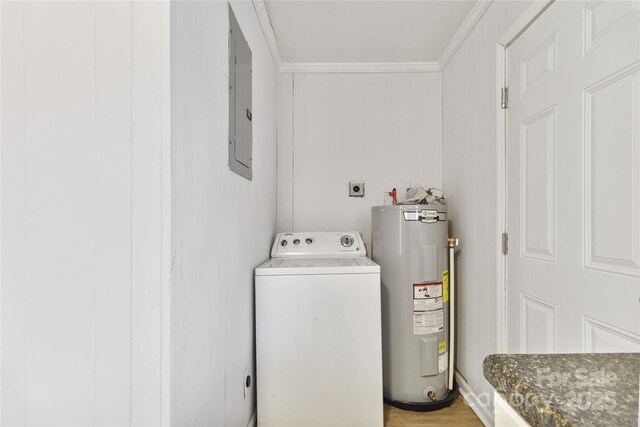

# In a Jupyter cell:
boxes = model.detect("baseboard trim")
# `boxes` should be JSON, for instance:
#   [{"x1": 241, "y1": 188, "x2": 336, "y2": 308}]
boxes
[
  {"x1": 455, "y1": 371, "x2": 494, "y2": 427},
  {"x1": 247, "y1": 407, "x2": 257, "y2": 427}
]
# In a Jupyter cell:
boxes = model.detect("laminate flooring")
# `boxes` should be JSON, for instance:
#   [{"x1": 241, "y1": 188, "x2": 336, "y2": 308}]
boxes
[{"x1": 384, "y1": 395, "x2": 484, "y2": 427}]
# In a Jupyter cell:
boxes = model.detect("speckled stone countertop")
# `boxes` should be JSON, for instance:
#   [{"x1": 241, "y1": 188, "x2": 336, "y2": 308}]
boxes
[{"x1": 483, "y1": 353, "x2": 639, "y2": 426}]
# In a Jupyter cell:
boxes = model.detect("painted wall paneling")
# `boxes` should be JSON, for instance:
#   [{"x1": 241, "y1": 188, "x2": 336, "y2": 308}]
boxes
[
  {"x1": 277, "y1": 72, "x2": 442, "y2": 251},
  {"x1": 0, "y1": 2, "x2": 171, "y2": 425},
  {"x1": 171, "y1": 1, "x2": 278, "y2": 426}
]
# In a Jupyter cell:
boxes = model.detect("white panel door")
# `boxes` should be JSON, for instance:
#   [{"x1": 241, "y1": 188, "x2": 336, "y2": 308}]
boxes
[{"x1": 507, "y1": 0, "x2": 640, "y2": 354}]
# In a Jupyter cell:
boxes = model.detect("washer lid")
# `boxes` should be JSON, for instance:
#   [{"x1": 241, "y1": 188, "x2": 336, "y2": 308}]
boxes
[{"x1": 255, "y1": 256, "x2": 380, "y2": 276}]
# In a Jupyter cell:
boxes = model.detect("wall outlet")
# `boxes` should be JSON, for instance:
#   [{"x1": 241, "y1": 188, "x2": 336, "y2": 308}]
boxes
[
  {"x1": 349, "y1": 181, "x2": 364, "y2": 197},
  {"x1": 243, "y1": 367, "x2": 251, "y2": 399}
]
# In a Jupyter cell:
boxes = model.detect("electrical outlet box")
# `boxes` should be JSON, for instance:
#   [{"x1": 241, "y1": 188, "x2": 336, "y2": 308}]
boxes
[{"x1": 349, "y1": 181, "x2": 364, "y2": 197}]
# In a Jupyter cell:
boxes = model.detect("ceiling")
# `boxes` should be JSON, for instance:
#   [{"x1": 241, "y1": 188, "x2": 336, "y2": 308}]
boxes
[{"x1": 264, "y1": 0, "x2": 478, "y2": 64}]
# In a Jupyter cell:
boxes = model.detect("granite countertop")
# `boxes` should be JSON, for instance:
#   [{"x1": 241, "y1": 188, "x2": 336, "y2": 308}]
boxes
[{"x1": 483, "y1": 353, "x2": 640, "y2": 427}]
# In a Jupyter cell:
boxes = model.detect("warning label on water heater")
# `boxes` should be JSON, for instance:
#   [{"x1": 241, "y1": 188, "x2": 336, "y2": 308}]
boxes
[
  {"x1": 442, "y1": 270, "x2": 449, "y2": 303},
  {"x1": 413, "y1": 282, "x2": 445, "y2": 335},
  {"x1": 413, "y1": 309, "x2": 444, "y2": 335},
  {"x1": 438, "y1": 353, "x2": 448, "y2": 373},
  {"x1": 414, "y1": 297, "x2": 443, "y2": 311},
  {"x1": 413, "y1": 283, "x2": 443, "y2": 299}
]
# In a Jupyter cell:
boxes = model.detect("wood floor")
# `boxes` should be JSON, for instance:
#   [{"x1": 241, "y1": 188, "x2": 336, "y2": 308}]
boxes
[{"x1": 384, "y1": 395, "x2": 483, "y2": 427}]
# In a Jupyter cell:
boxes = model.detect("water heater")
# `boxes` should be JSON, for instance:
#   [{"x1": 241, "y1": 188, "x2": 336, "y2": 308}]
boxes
[{"x1": 371, "y1": 201, "x2": 458, "y2": 410}]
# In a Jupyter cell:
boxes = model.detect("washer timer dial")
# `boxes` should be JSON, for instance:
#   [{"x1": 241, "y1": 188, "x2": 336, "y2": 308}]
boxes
[{"x1": 340, "y1": 235, "x2": 354, "y2": 247}]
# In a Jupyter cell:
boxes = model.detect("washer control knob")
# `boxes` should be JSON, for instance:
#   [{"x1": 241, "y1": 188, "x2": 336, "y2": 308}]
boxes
[
  {"x1": 305, "y1": 238, "x2": 313, "y2": 244},
  {"x1": 293, "y1": 239, "x2": 300, "y2": 245},
  {"x1": 340, "y1": 235, "x2": 354, "y2": 247},
  {"x1": 281, "y1": 240, "x2": 288, "y2": 247}
]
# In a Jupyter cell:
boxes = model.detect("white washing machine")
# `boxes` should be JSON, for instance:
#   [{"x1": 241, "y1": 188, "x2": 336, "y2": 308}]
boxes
[{"x1": 255, "y1": 232, "x2": 383, "y2": 427}]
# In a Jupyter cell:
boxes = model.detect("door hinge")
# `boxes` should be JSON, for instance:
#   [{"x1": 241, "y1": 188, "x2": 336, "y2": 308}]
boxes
[
  {"x1": 501, "y1": 87, "x2": 509, "y2": 109},
  {"x1": 502, "y1": 232, "x2": 509, "y2": 255}
]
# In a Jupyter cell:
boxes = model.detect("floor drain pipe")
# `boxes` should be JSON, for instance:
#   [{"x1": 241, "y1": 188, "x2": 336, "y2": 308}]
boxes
[{"x1": 447, "y1": 237, "x2": 458, "y2": 391}]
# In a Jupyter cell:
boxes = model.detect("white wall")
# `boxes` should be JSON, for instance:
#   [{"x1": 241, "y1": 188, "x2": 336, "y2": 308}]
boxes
[
  {"x1": 277, "y1": 72, "x2": 442, "y2": 249},
  {"x1": 171, "y1": 1, "x2": 277, "y2": 426},
  {"x1": 441, "y1": 0, "x2": 533, "y2": 421},
  {"x1": 1, "y1": 2, "x2": 171, "y2": 425}
]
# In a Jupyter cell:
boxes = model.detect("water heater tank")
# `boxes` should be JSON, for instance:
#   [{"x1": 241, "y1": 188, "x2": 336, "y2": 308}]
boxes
[{"x1": 371, "y1": 201, "x2": 457, "y2": 410}]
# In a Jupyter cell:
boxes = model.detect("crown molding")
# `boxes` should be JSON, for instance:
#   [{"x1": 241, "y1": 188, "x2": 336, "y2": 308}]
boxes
[
  {"x1": 255, "y1": 0, "x2": 494, "y2": 73},
  {"x1": 438, "y1": 0, "x2": 494, "y2": 70},
  {"x1": 279, "y1": 62, "x2": 441, "y2": 74},
  {"x1": 252, "y1": 0, "x2": 282, "y2": 68}
]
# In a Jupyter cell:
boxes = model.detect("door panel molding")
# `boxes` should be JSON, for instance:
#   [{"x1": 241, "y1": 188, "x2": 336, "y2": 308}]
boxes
[
  {"x1": 583, "y1": 61, "x2": 640, "y2": 277},
  {"x1": 583, "y1": 316, "x2": 640, "y2": 352},
  {"x1": 584, "y1": 0, "x2": 640, "y2": 55},
  {"x1": 520, "y1": 105, "x2": 557, "y2": 262},
  {"x1": 520, "y1": 293, "x2": 557, "y2": 353},
  {"x1": 521, "y1": 32, "x2": 558, "y2": 96}
]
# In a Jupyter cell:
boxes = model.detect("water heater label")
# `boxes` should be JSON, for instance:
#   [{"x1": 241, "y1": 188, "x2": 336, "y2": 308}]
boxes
[
  {"x1": 442, "y1": 270, "x2": 449, "y2": 303},
  {"x1": 438, "y1": 353, "x2": 448, "y2": 373},
  {"x1": 413, "y1": 283, "x2": 443, "y2": 299},
  {"x1": 413, "y1": 309, "x2": 444, "y2": 335},
  {"x1": 414, "y1": 297, "x2": 443, "y2": 311}
]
